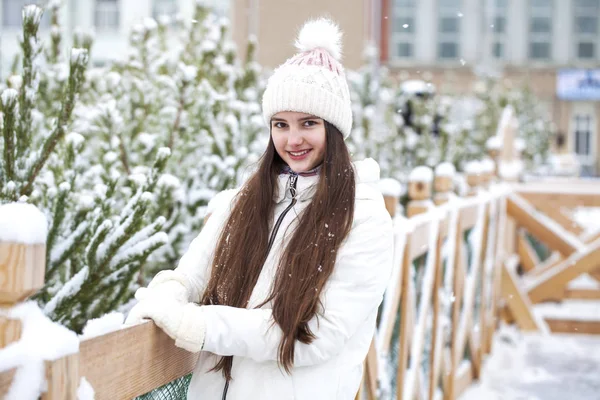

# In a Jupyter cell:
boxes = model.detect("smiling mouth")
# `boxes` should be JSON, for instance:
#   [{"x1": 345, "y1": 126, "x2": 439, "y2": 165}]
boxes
[{"x1": 288, "y1": 149, "x2": 311, "y2": 157}]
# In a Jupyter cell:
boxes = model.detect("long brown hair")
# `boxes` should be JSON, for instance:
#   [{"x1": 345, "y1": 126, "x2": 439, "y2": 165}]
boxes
[{"x1": 200, "y1": 121, "x2": 356, "y2": 379}]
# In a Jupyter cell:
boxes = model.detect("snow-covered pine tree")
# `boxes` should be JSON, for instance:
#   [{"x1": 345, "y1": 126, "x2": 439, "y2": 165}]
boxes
[
  {"x1": 465, "y1": 77, "x2": 553, "y2": 171},
  {"x1": 1, "y1": 4, "x2": 173, "y2": 332},
  {"x1": 73, "y1": 3, "x2": 267, "y2": 281}
]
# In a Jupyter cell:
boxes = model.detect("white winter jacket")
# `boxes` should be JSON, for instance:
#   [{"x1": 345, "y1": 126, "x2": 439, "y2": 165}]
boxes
[{"x1": 172, "y1": 158, "x2": 394, "y2": 400}]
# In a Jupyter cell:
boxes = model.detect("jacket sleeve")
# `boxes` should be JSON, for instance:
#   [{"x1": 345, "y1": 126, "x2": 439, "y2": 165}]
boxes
[
  {"x1": 162, "y1": 190, "x2": 237, "y2": 302},
  {"x1": 200, "y1": 201, "x2": 394, "y2": 366}
]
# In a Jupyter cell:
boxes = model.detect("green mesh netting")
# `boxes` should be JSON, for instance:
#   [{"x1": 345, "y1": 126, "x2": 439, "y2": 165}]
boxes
[{"x1": 136, "y1": 374, "x2": 191, "y2": 400}]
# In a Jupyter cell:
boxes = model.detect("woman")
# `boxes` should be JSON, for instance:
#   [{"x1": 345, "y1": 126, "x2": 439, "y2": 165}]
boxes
[{"x1": 126, "y1": 18, "x2": 394, "y2": 399}]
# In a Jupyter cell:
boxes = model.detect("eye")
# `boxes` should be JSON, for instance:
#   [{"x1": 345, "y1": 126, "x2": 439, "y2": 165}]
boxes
[
  {"x1": 303, "y1": 120, "x2": 319, "y2": 127},
  {"x1": 272, "y1": 121, "x2": 287, "y2": 129}
]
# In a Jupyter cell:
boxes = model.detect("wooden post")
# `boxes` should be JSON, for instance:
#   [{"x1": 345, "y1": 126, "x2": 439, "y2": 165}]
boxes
[
  {"x1": 407, "y1": 166, "x2": 434, "y2": 217},
  {"x1": 43, "y1": 355, "x2": 80, "y2": 400},
  {"x1": 480, "y1": 158, "x2": 495, "y2": 189},
  {"x1": 464, "y1": 161, "x2": 481, "y2": 197},
  {"x1": 486, "y1": 138, "x2": 501, "y2": 179},
  {"x1": 434, "y1": 162, "x2": 455, "y2": 205},
  {"x1": 0, "y1": 203, "x2": 79, "y2": 399},
  {"x1": 0, "y1": 205, "x2": 47, "y2": 348},
  {"x1": 379, "y1": 178, "x2": 403, "y2": 218}
]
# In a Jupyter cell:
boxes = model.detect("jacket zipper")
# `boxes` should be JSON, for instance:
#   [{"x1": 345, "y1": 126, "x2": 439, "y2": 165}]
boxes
[{"x1": 221, "y1": 173, "x2": 298, "y2": 400}]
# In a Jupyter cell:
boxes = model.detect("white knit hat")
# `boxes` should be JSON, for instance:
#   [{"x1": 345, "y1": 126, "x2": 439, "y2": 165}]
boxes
[{"x1": 262, "y1": 18, "x2": 353, "y2": 139}]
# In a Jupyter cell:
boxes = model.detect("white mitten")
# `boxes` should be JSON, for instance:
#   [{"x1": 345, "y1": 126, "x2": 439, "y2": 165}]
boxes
[
  {"x1": 125, "y1": 299, "x2": 206, "y2": 353},
  {"x1": 134, "y1": 270, "x2": 191, "y2": 304}
]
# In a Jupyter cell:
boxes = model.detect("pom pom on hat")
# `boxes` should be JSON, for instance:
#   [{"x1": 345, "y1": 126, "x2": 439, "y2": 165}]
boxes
[
  {"x1": 295, "y1": 18, "x2": 343, "y2": 61},
  {"x1": 262, "y1": 17, "x2": 353, "y2": 139}
]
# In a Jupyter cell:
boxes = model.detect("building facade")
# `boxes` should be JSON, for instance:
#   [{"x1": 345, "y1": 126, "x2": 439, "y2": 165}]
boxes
[
  {"x1": 232, "y1": 0, "x2": 600, "y2": 176},
  {"x1": 380, "y1": 0, "x2": 600, "y2": 175},
  {"x1": 231, "y1": 0, "x2": 374, "y2": 71},
  {"x1": 0, "y1": 0, "x2": 230, "y2": 71}
]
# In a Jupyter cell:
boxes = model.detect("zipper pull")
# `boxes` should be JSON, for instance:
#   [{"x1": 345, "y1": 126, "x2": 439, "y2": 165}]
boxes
[{"x1": 288, "y1": 174, "x2": 298, "y2": 200}]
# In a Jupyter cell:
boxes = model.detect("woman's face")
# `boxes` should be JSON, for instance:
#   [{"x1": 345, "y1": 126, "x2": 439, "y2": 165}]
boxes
[{"x1": 271, "y1": 111, "x2": 326, "y2": 172}]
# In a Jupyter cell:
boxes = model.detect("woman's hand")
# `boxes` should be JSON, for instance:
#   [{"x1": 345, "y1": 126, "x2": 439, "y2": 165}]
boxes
[{"x1": 125, "y1": 299, "x2": 206, "y2": 353}]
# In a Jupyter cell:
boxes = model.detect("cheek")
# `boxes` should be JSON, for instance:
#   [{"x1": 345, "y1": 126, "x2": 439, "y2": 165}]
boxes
[
  {"x1": 271, "y1": 133, "x2": 285, "y2": 153},
  {"x1": 314, "y1": 130, "x2": 326, "y2": 155}
]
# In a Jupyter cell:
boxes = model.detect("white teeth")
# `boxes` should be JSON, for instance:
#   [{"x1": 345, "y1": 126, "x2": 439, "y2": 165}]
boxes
[{"x1": 290, "y1": 150, "x2": 310, "y2": 156}]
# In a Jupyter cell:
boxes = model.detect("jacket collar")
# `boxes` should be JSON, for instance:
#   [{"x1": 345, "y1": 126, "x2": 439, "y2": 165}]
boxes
[{"x1": 274, "y1": 158, "x2": 380, "y2": 203}]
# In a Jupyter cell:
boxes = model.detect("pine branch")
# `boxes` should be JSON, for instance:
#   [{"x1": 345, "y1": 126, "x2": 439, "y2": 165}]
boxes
[
  {"x1": 16, "y1": 5, "x2": 43, "y2": 162},
  {"x1": 46, "y1": 182, "x2": 70, "y2": 265},
  {"x1": 95, "y1": 192, "x2": 151, "y2": 270},
  {"x1": 47, "y1": 220, "x2": 89, "y2": 278},
  {"x1": 86, "y1": 219, "x2": 113, "y2": 271},
  {"x1": 1, "y1": 89, "x2": 18, "y2": 184},
  {"x1": 20, "y1": 48, "x2": 89, "y2": 196}
]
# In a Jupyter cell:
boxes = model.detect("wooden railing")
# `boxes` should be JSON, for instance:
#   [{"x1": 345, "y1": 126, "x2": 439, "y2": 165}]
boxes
[
  {"x1": 355, "y1": 164, "x2": 508, "y2": 400},
  {"x1": 499, "y1": 181, "x2": 600, "y2": 335}
]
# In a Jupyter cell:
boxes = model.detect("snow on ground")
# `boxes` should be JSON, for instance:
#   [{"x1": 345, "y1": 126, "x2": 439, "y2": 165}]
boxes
[
  {"x1": 534, "y1": 300, "x2": 600, "y2": 322},
  {"x1": 569, "y1": 207, "x2": 600, "y2": 235},
  {"x1": 460, "y1": 325, "x2": 600, "y2": 400}
]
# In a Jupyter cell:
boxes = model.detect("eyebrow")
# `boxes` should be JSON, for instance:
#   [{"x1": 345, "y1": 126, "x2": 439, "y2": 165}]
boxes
[{"x1": 271, "y1": 116, "x2": 320, "y2": 122}]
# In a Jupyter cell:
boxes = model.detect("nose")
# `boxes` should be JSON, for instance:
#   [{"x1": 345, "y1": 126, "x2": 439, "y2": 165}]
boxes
[{"x1": 288, "y1": 127, "x2": 304, "y2": 147}]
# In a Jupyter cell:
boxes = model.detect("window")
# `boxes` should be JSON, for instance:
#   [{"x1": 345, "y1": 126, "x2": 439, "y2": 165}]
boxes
[
  {"x1": 437, "y1": 0, "x2": 461, "y2": 60},
  {"x1": 393, "y1": 17, "x2": 414, "y2": 33},
  {"x1": 153, "y1": 0, "x2": 178, "y2": 19},
  {"x1": 578, "y1": 42, "x2": 596, "y2": 58},
  {"x1": 490, "y1": 0, "x2": 508, "y2": 60},
  {"x1": 573, "y1": 0, "x2": 599, "y2": 60},
  {"x1": 2, "y1": 0, "x2": 49, "y2": 28},
  {"x1": 391, "y1": 0, "x2": 416, "y2": 59},
  {"x1": 493, "y1": 42, "x2": 504, "y2": 58},
  {"x1": 493, "y1": 16, "x2": 506, "y2": 33},
  {"x1": 530, "y1": 42, "x2": 551, "y2": 58},
  {"x1": 528, "y1": 0, "x2": 553, "y2": 60},
  {"x1": 439, "y1": 42, "x2": 458, "y2": 58},
  {"x1": 574, "y1": 115, "x2": 592, "y2": 156},
  {"x1": 397, "y1": 43, "x2": 414, "y2": 57},
  {"x1": 95, "y1": 0, "x2": 119, "y2": 30}
]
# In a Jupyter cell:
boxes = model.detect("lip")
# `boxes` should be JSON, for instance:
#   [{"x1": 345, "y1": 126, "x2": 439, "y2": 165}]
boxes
[{"x1": 287, "y1": 149, "x2": 312, "y2": 161}]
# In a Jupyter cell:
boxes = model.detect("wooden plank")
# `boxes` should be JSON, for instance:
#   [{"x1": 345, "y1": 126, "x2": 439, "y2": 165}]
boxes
[
  {"x1": 545, "y1": 318, "x2": 600, "y2": 335},
  {"x1": 455, "y1": 203, "x2": 487, "y2": 365},
  {"x1": 527, "y1": 238, "x2": 600, "y2": 303},
  {"x1": 365, "y1": 339, "x2": 378, "y2": 400},
  {"x1": 429, "y1": 231, "x2": 444, "y2": 400},
  {"x1": 468, "y1": 327, "x2": 481, "y2": 380},
  {"x1": 528, "y1": 252, "x2": 562, "y2": 277},
  {"x1": 517, "y1": 230, "x2": 540, "y2": 273},
  {"x1": 519, "y1": 199, "x2": 584, "y2": 236},
  {"x1": 582, "y1": 229, "x2": 600, "y2": 245},
  {"x1": 79, "y1": 321, "x2": 200, "y2": 400},
  {"x1": 409, "y1": 218, "x2": 431, "y2": 260},
  {"x1": 380, "y1": 235, "x2": 408, "y2": 354},
  {"x1": 0, "y1": 317, "x2": 21, "y2": 348},
  {"x1": 0, "y1": 242, "x2": 46, "y2": 304},
  {"x1": 517, "y1": 189, "x2": 600, "y2": 208},
  {"x1": 453, "y1": 361, "x2": 474, "y2": 400},
  {"x1": 501, "y1": 256, "x2": 549, "y2": 332},
  {"x1": 444, "y1": 217, "x2": 464, "y2": 400},
  {"x1": 0, "y1": 368, "x2": 16, "y2": 398},
  {"x1": 564, "y1": 288, "x2": 600, "y2": 300},
  {"x1": 396, "y1": 235, "x2": 413, "y2": 400},
  {"x1": 42, "y1": 354, "x2": 79, "y2": 400},
  {"x1": 507, "y1": 194, "x2": 584, "y2": 257},
  {"x1": 459, "y1": 203, "x2": 479, "y2": 231}
]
